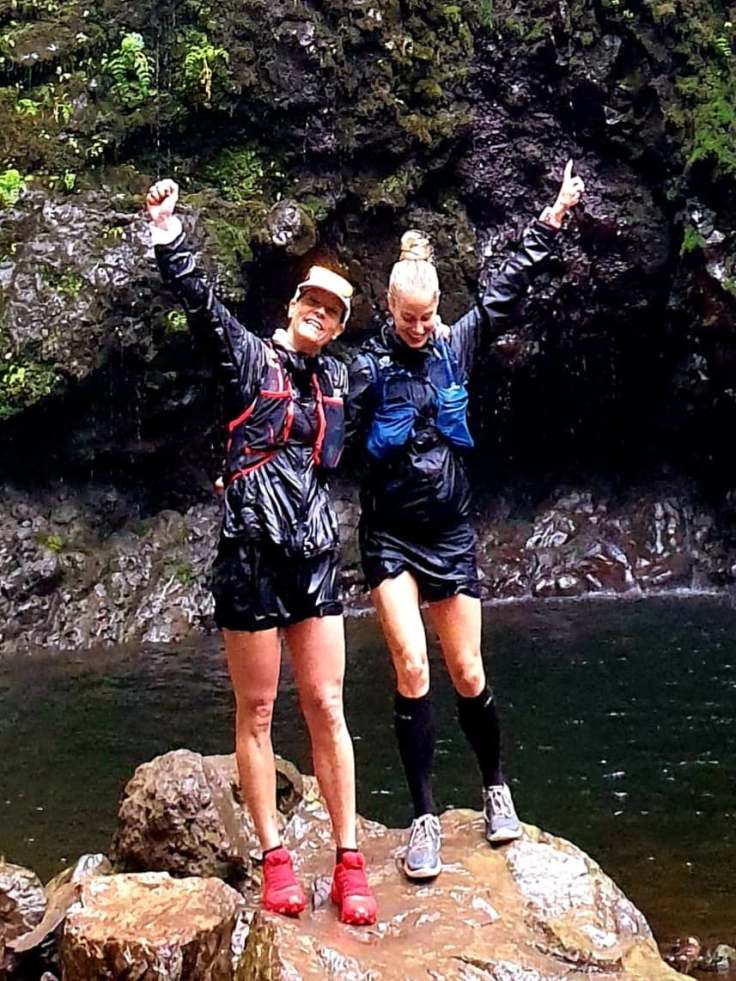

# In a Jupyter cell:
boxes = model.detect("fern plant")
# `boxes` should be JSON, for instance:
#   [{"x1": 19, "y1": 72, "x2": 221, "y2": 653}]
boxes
[
  {"x1": 102, "y1": 32, "x2": 155, "y2": 108},
  {"x1": 180, "y1": 29, "x2": 229, "y2": 103}
]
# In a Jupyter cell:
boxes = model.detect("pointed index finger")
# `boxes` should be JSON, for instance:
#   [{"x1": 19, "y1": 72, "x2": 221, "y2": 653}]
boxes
[{"x1": 564, "y1": 158, "x2": 574, "y2": 181}]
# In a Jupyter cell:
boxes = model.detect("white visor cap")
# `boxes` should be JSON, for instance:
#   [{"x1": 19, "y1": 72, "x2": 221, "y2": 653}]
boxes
[{"x1": 296, "y1": 265, "x2": 353, "y2": 323}]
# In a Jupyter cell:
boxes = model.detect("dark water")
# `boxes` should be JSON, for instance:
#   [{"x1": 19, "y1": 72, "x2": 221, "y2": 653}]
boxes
[{"x1": 1, "y1": 595, "x2": 734, "y2": 956}]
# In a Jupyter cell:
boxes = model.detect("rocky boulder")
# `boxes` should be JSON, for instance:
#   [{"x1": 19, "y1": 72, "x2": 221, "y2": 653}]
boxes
[
  {"x1": 0, "y1": 862, "x2": 46, "y2": 976},
  {"x1": 110, "y1": 750, "x2": 257, "y2": 883},
  {"x1": 107, "y1": 753, "x2": 683, "y2": 981},
  {"x1": 243, "y1": 808, "x2": 680, "y2": 980},
  {"x1": 61, "y1": 872, "x2": 245, "y2": 981}
]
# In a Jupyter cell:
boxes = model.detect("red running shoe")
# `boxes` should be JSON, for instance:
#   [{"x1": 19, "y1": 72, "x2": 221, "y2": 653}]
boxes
[
  {"x1": 262, "y1": 847, "x2": 306, "y2": 916},
  {"x1": 331, "y1": 851, "x2": 377, "y2": 925}
]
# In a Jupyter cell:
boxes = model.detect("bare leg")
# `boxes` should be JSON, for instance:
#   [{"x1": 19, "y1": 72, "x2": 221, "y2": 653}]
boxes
[
  {"x1": 372, "y1": 572, "x2": 436, "y2": 822},
  {"x1": 425, "y1": 593, "x2": 484, "y2": 696},
  {"x1": 427, "y1": 593, "x2": 510, "y2": 797},
  {"x1": 371, "y1": 571, "x2": 429, "y2": 697},
  {"x1": 223, "y1": 628, "x2": 282, "y2": 851},
  {"x1": 284, "y1": 615, "x2": 356, "y2": 848}
]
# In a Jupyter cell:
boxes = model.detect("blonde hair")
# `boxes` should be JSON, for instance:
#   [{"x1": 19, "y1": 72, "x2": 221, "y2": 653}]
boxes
[{"x1": 388, "y1": 230, "x2": 439, "y2": 304}]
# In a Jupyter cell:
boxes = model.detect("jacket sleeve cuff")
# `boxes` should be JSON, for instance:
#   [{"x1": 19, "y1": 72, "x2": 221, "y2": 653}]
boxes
[
  {"x1": 527, "y1": 218, "x2": 561, "y2": 246},
  {"x1": 534, "y1": 214, "x2": 561, "y2": 236},
  {"x1": 150, "y1": 216, "x2": 183, "y2": 246}
]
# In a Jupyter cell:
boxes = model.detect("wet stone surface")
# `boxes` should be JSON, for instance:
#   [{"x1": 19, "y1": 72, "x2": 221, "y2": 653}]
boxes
[{"x1": 1, "y1": 478, "x2": 733, "y2": 655}]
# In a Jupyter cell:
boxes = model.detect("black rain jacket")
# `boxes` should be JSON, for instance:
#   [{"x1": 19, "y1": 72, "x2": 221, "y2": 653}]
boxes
[
  {"x1": 346, "y1": 220, "x2": 558, "y2": 532},
  {"x1": 156, "y1": 232, "x2": 347, "y2": 557}
]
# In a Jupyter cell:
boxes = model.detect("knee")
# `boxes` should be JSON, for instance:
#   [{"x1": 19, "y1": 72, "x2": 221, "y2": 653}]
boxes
[
  {"x1": 301, "y1": 687, "x2": 346, "y2": 734},
  {"x1": 452, "y1": 659, "x2": 485, "y2": 698},
  {"x1": 393, "y1": 647, "x2": 430, "y2": 697},
  {"x1": 236, "y1": 695, "x2": 275, "y2": 740}
]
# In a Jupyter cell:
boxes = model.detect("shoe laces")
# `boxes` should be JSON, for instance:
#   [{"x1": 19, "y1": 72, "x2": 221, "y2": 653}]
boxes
[
  {"x1": 485, "y1": 784, "x2": 514, "y2": 819},
  {"x1": 409, "y1": 813, "x2": 441, "y2": 848},
  {"x1": 263, "y1": 848, "x2": 298, "y2": 891},
  {"x1": 336, "y1": 851, "x2": 370, "y2": 896}
]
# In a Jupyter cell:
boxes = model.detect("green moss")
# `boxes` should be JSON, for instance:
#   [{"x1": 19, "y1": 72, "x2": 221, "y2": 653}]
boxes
[
  {"x1": 35, "y1": 531, "x2": 64, "y2": 553},
  {"x1": 298, "y1": 194, "x2": 332, "y2": 222},
  {"x1": 677, "y1": 65, "x2": 736, "y2": 176},
  {"x1": 164, "y1": 310, "x2": 188, "y2": 334},
  {"x1": 200, "y1": 144, "x2": 285, "y2": 204},
  {"x1": 680, "y1": 225, "x2": 707, "y2": 256},
  {"x1": 0, "y1": 358, "x2": 62, "y2": 419},
  {"x1": 202, "y1": 213, "x2": 256, "y2": 271},
  {"x1": 361, "y1": 164, "x2": 422, "y2": 209},
  {"x1": 40, "y1": 266, "x2": 84, "y2": 299},
  {"x1": 164, "y1": 560, "x2": 195, "y2": 587},
  {"x1": 0, "y1": 168, "x2": 26, "y2": 206}
]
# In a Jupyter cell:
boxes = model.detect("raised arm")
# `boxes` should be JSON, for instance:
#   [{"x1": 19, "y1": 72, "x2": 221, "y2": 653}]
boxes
[
  {"x1": 450, "y1": 160, "x2": 585, "y2": 374},
  {"x1": 146, "y1": 179, "x2": 268, "y2": 404}
]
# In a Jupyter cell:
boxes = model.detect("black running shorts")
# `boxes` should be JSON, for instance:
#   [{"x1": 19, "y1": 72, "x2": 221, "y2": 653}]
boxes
[
  {"x1": 359, "y1": 519, "x2": 481, "y2": 601},
  {"x1": 210, "y1": 538, "x2": 343, "y2": 632}
]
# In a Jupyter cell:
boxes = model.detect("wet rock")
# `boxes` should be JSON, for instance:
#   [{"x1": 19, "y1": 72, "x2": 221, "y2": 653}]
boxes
[
  {"x1": 238, "y1": 804, "x2": 680, "y2": 980},
  {"x1": 698, "y1": 943, "x2": 736, "y2": 973},
  {"x1": 110, "y1": 750, "x2": 257, "y2": 882},
  {"x1": 0, "y1": 484, "x2": 218, "y2": 655},
  {"x1": 61, "y1": 873, "x2": 245, "y2": 980},
  {"x1": 101, "y1": 753, "x2": 682, "y2": 979},
  {"x1": 0, "y1": 861, "x2": 46, "y2": 976},
  {"x1": 265, "y1": 200, "x2": 316, "y2": 255},
  {"x1": 664, "y1": 936, "x2": 702, "y2": 975},
  {"x1": 10, "y1": 854, "x2": 113, "y2": 977}
]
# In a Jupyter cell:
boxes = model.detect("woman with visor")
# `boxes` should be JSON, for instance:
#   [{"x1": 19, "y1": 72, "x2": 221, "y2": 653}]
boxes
[
  {"x1": 146, "y1": 178, "x2": 377, "y2": 925},
  {"x1": 347, "y1": 162, "x2": 585, "y2": 880}
]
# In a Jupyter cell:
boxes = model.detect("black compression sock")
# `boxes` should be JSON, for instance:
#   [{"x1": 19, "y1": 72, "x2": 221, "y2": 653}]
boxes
[
  {"x1": 336, "y1": 847, "x2": 358, "y2": 864},
  {"x1": 394, "y1": 691, "x2": 436, "y2": 818},
  {"x1": 457, "y1": 686, "x2": 504, "y2": 787}
]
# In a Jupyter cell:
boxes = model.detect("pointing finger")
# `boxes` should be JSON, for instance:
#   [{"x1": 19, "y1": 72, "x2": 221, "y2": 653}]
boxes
[{"x1": 564, "y1": 158, "x2": 574, "y2": 182}]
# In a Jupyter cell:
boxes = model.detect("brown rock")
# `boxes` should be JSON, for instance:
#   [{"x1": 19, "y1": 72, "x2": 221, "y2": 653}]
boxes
[
  {"x1": 238, "y1": 807, "x2": 684, "y2": 981},
  {"x1": 0, "y1": 860, "x2": 46, "y2": 975},
  {"x1": 11, "y1": 853, "x2": 113, "y2": 956},
  {"x1": 110, "y1": 750, "x2": 258, "y2": 881},
  {"x1": 61, "y1": 872, "x2": 245, "y2": 980}
]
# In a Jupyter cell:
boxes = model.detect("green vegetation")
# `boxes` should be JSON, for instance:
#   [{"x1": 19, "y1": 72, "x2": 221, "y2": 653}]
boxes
[
  {"x1": 101, "y1": 32, "x2": 155, "y2": 108},
  {"x1": 179, "y1": 28, "x2": 229, "y2": 103},
  {"x1": 0, "y1": 359, "x2": 62, "y2": 419},
  {"x1": 677, "y1": 64, "x2": 736, "y2": 176},
  {"x1": 164, "y1": 560, "x2": 195, "y2": 587},
  {"x1": 41, "y1": 266, "x2": 84, "y2": 299},
  {"x1": 164, "y1": 310, "x2": 188, "y2": 334},
  {"x1": 0, "y1": 168, "x2": 26, "y2": 206},
  {"x1": 35, "y1": 531, "x2": 64, "y2": 553},
  {"x1": 680, "y1": 225, "x2": 707, "y2": 256},
  {"x1": 480, "y1": 0, "x2": 494, "y2": 29},
  {"x1": 201, "y1": 145, "x2": 285, "y2": 204}
]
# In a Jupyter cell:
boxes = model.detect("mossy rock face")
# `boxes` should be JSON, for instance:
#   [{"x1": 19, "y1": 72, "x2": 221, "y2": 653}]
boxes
[
  {"x1": 1, "y1": 0, "x2": 736, "y2": 500},
  {"x1": 483, "y1": 0, "x2": 736, "y2": 185}
]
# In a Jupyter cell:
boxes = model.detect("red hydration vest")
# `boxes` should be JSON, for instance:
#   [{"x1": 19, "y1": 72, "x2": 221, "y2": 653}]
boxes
[{"x1": 225, "y1": 350, "x2": 345, "y2": 484}]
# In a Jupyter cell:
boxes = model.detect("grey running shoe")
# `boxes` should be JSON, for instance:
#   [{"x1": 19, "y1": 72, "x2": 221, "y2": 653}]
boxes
[
  {"x1": 403, "y1": 813, "x2": 442, "y2": 880},
  {"x1": 483, "y1": 783, "x2": 522, "y2": 844}
]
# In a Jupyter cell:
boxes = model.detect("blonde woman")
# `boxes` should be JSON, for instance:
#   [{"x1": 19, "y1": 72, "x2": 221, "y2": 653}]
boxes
[{"x1": 347, "y1": 163, "x2": 584, "y2": 879}]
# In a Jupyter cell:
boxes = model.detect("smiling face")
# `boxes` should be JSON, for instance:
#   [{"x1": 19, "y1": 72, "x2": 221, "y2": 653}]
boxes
[
  {"x1": 286, "y1": 286, "x2": 345, "y2": 355},
  {"x1": 389, "y1": 288, "x2": 440, "y2": 349}
]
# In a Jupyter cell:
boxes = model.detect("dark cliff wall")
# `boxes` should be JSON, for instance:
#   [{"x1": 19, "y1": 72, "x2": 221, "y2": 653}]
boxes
[{"x1": 1, "y1": 0, "x2": 736, "y2": 650}]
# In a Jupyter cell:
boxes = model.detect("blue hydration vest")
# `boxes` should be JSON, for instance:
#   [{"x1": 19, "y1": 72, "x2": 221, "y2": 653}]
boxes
[{"x1": 366, "y1": 339, "x2": 474, "y2": 460}]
